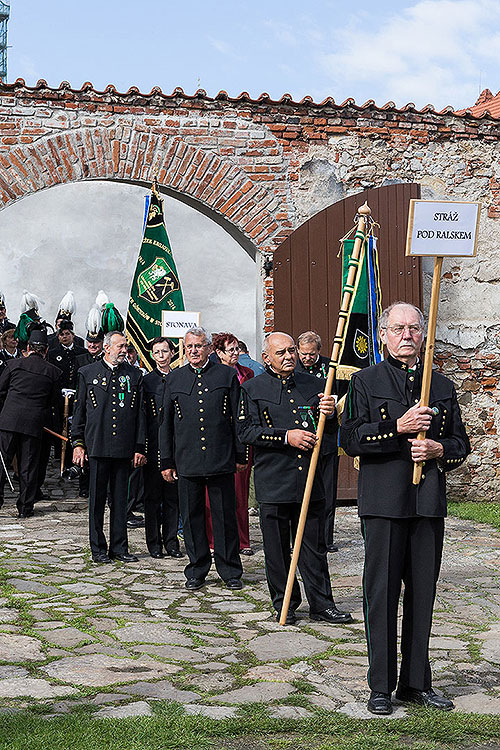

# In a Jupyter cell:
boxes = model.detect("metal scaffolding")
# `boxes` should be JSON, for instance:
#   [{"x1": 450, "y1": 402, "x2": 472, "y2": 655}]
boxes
[{"x1": 0, "y1": 2, "x2": 9, "y2": 81}]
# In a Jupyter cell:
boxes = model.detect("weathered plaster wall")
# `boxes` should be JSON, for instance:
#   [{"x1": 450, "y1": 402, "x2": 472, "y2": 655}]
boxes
[{"x1": 0, "y1": 181, "x2": 258, "y2": 355}]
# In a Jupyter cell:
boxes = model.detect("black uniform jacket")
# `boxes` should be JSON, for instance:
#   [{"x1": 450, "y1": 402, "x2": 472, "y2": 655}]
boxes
[
  {"x1": 48, "y1": 332, "x2": 85, "y2": 350},
  {"x1": 76, "y1": 351, "x2": 104, "y2": 369},
  {"x1": 296, "y1": 354, "x2": 338, "y2": 455},
  {"x1": 48, "y1": 343, "x2": 87, "y2": 390},
  {"x1": 143, "y1": 368, "x2": 169, "y2": 470},
  {"x1": 0, "y1": 354, "x2": 62, "y2": 437},
  {"x1": 339, "y1": 357, "x2": 470, "y2": 518},
  {"x1": 238, "y1": 369, "x2": 337, "y2": 504},
  {"x1": 159, "y1": 360, "x2": 245, "y2": 476},
  {"x1": 72, "y1": 360, "x2": 146, "y2": 459}
]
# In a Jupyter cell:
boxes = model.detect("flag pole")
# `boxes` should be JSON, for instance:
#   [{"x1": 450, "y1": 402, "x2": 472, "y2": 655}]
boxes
[
  {"x1": 279, "y1": 202, "x2": 372, "y2": 626},
  {"x1": 412, "y1": 256, "x2": 443, "y2": 484}
]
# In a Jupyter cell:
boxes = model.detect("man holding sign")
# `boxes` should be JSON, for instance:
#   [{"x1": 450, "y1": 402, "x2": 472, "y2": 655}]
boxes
[{"x1": 340, "y1": 302, "x2": 470, "y2": 715}]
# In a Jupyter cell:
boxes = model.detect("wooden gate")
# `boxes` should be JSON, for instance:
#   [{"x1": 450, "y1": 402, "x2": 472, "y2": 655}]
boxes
[{"x1": 273, "y1": 183, "x2": 422, "y2": 500}]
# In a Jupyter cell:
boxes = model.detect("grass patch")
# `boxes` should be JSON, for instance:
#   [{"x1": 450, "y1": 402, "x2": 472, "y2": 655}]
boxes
[
  {"x1": 0, "y1": 702, "x2": 500, "y2": 750},
  {"x1": 448, "y1": 501, "x2": 500, "y2": 532}
]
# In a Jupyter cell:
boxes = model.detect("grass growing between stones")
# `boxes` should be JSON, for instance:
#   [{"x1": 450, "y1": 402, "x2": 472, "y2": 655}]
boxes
[
  {"x1": 449, "y1": 501, "x2": 500, "y2": 532},
  {"x1": 1, "y1": 703, "x2": 500, "y2": 750}
]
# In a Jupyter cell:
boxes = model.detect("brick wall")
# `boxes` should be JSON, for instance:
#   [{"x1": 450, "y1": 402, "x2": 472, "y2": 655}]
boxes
[{"x1": 0, "y1": 79, "x2": 498, "y2": 501}]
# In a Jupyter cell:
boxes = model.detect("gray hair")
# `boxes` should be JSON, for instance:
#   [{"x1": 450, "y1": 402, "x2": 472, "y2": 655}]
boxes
[
  {"x1": 379, "y1": 302, "x2": 425, "y2": 332},
  {"x1": 297, "y1": 330, "x2": 322, "y2": 351},
  {"x1": 262, "y1": 332, "x2": 294, "y2": 355},
  {"x1": 184, "y1": 326, "x2": 212, "y2": 345},
  {"x1": 103, "y1": 331, "x2": 126, "y2": 348}
]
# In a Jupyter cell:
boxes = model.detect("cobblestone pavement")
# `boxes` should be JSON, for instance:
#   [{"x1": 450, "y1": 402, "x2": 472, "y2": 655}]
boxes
[{"x1": 0, "y1": 465, "x2": 499, "y2": 721}]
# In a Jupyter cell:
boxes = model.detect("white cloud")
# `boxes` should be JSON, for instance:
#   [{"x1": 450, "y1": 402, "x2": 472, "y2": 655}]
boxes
[{"x1": 318, "y1": 0, "x2": 500, "y2": 108}]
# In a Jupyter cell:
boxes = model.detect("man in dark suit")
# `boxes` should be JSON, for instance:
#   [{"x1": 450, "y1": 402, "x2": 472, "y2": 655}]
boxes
[
  {"x1": 76, "y1": 330, "x2": 104, "y2": 369},
  {"x1": 160, "y1": 327, "x2": 245, "y2": 591},
  {"x1": 0, "y1": 328, "x2": 61, "y2": 516},
  {"x1": 143, "y1": 337, "x2": 182, "y2": 559},
  {"x1": 72, "y1": 331, "x2": 146, "y2": 563},
  {"x1": 238, "y1": 332, "x2": 352, "y2": 626},
  {"x1": 296, "y1": 330, "x2": 339, "y2": 553},
  {"x1": 340, "y1": 302, "x2": 471, "y2": 715}
]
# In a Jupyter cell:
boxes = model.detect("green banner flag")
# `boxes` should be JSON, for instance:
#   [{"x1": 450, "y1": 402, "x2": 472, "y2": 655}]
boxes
[
  {"x1": 126, "y1": 187, "x2": 185, "y2": 370},
  {"x1": 337, "y1": 235, "x2": 383, "y2": 381}
]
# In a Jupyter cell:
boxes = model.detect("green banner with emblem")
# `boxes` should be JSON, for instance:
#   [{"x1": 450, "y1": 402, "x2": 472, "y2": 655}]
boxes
[
  {"x1": 337, "y1": 235, "x2": 383, "y2": 379},
  {"x1": 126, "y1": 185, "x2": 185, "y2": 370}
]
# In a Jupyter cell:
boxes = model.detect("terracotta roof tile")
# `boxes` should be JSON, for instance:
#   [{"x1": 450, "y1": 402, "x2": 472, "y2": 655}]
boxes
[{"x1": 456, "y1": 89, "x2": 500, "y2": 119}]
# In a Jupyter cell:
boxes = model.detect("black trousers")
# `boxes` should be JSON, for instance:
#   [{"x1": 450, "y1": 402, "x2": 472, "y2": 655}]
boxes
[
  {"x1": 143, "y1": 463, "x2": 180, "y2": 554},
  {"x1": 178, "y1": 473, "x2": 242, "y2": 582},
  {"x1": 259, "y1": 499, "x2": 334, "y2": 614},
  {"x1": 0, "y1": 430, "x2": 41, "y2": 514},
  {"x1": 361, "y1": 516, "x2": 445, "y2": 694},
  {"x1": 320, "y1": 452, "x2": 339, "y2": 546},
  {"x1": 89, "y1": 457, "x2": 130, "y2": 557}
]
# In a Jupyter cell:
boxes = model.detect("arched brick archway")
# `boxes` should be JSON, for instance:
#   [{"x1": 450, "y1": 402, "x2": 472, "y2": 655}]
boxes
[{"x1": 0, "y1": 127, "x2": 287, "y2": 257}]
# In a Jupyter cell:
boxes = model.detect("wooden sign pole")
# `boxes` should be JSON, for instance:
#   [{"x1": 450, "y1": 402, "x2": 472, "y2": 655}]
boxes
[
  {"x1": 412, "y1": 255, "x2": 443, "y2": 485},
  {"x1": 279, "y1": 202, "x2": 372, "y2": 626}
]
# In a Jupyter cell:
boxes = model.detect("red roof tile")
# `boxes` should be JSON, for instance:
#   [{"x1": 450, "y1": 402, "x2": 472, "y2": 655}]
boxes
[{"x1": 456, "y1": 89, "x2": 500, "y2": 118}]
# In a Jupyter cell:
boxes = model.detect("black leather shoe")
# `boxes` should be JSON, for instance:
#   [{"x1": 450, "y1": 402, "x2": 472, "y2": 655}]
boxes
[
  {"x1": 276, "y1": 610, "x2": 297, "y2": 625},
  {"x1": 185, "y1": 577, "x2": 205, "y2": 590},
  {"x1": 166, "y1": 549, "x2": 184, "y2": 558},
  {"x1": 150, "y1": 550, "x2": 164, "y2": 559},
  {"x1": 310, "y1": 606, "x2": 353, "y2": 624},
  {"x1": 18, "y1": 509, "x2": 34, "y2": 518},
  {"x1": 396, "y1": 686, "x2": 454, "y2": 711},
  {"x1": 110, "y1": 553, "x2": 139, "y2": 563},
  {"x1": 326, "y1": 543, "x2": 338, "y2": 553},
  {"x1": 92, "y1": 553, "x2": 112, "y2": 564},
  {"x1": 367, "y1": 691, "x2": 393, "y2": 715},
  {"x1": 240, "y1": 547, "x2": 254, "y2": 556},
  {"x1": 225, "y1": 578, "x2": 243, "y2": 590},
  {"x1": 127, "y1": 514, "x2": 145, "y2": 528}
]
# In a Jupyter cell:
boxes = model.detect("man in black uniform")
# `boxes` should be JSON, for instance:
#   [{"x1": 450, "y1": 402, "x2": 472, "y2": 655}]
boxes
[
  {"x1": 340, "y1": 302, "x2": 470, "y2": 715},
  {"x1": 238, "y1": 332, "x2": 352, "y2": 625},
  {"x1": 143, "y1": 337, "x2": 182, "y2": 558},
  {"x1": 0, "y1": 328, "x2": 61, "y2": 516},
  {"x1": 160, "y1": 327, "x2": 245, "y2": 590},
  {"x1": 76, "y1": 331, "x2": 104, "y2": 369},
  {"x1": 296, "y1": 330, "x2": 339, "y2": 553},
  {"x1": 0, "y1": 293, "x2": 15, "y2": 336},
  {"x1": 72, "y1": 331, "x2": 146, "y2": 563},
  {"x1": 48, "y1": 321, "x2": 87, "y2": 388}
]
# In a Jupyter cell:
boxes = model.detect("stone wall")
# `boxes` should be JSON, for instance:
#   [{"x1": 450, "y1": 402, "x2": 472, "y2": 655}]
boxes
[{"x1": 0, "y1": 79, "x2": 498, "y2": 501}]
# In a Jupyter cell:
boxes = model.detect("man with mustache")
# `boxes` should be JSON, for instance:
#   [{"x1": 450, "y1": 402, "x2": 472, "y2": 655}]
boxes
[{"x1": 340, "y1": 302, "x2": 470, "y2": 715}]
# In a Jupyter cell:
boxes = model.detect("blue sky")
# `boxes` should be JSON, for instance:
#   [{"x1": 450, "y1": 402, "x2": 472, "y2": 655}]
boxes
[{"x1": 6, "y1": 0, "x2": 500, "y2": 110}]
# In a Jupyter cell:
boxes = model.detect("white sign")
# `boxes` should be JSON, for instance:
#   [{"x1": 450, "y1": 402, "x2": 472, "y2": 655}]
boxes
[
  {"x1": 162, "y1": 311, "x2": 201, "y2": 338},
  {"x1": 406, "y1": 200, "x2": 481, "y2": 257}
]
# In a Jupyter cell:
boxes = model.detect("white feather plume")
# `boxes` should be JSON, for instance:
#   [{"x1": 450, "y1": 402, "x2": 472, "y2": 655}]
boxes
[
  {"x1": 86, "y1": 305, "x2": 102, "y2": 335},
  {"x1": 95, "y1": 290, "x2": 109, "y2": 310},
  {"x1": 58, "y1": 290, "x2": 76, "y2": 316},
  {"x1": 20, "y1": 290, "x2": 43, "y2": 313}
]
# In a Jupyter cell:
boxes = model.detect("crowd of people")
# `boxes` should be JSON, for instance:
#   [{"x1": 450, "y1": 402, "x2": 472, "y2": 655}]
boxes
[{"x1": 0, "y1": 289, "x2": 471, "y2": 715}]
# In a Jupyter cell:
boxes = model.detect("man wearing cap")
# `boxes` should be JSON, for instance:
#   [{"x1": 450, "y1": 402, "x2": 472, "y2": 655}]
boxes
[
  {"x1": 0, "y1": 294, "x2": 15, "y2": 336},
  {"x1": 72, "y1": 331, "x2": 146, "y2": 563},
  {"x1": 160, "y1": 327, "x2": 245, "y2": 591},
  {"x1": 0, "y1": 328, "x2": 62, "y2": 516},
  {"x1": 340, "y1": 302, "x2": 470, "y2": 715},
  {"x1": 76, "y1": 331, "x2": 104, "y2": 369},
  {"x1": 296, "y1": 331, "x2": 340, "y2": 553}
]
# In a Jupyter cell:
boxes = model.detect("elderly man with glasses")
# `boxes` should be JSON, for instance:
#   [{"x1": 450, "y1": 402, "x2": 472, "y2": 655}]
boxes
[
  {"x1": 340, "y1": 302, "x2": 470, "y2": 715},
  {"x1": 160, "y1": 327, "x2": 245, "y2": 591}
]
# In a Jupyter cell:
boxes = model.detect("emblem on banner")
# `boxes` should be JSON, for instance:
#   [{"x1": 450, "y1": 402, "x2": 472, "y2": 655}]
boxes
[
  {"x1": 137, "y1": 257, "x2": 180, "y2": 304},
  {"x1": 354, "y1": 329, "x2": 369, "y2": 359}
]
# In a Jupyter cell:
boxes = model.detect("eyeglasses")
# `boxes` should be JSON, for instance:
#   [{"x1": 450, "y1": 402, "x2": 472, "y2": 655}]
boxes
[
  {"x1": 383, "y1": 325, "x2": 423, "y2": 336},
  {"x1": 224, "y1": 347, "x2": 240, "y2": 354}
]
